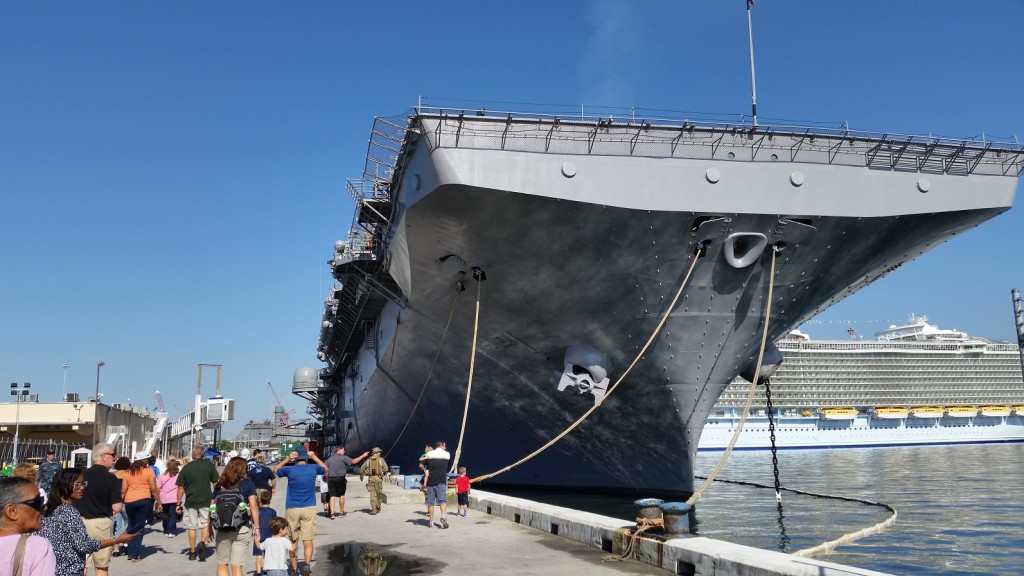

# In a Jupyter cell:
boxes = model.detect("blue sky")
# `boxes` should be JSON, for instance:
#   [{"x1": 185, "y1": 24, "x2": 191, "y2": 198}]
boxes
[{"x1": 2, "y1": 1, "x2": 1022, "y2": 436}]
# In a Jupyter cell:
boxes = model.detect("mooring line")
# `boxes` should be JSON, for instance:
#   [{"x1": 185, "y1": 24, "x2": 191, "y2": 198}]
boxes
[
  {"x1": 686, "y1": 246, "x2": 778, "y2": 507},
  {"x1": 450, "y1": 275, "x2": 483, "y2": 473},
  {"x1": 384, "y1": 288, "x2": 461, "y2": 459}
]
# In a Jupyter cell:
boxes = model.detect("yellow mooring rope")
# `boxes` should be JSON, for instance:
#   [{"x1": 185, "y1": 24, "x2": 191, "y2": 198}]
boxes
[
  {"x1": 450, "y1": 277, "x2": 483, "y2": 473},
  {"x1": 471, "y1": 245, "x2": 705, "y2": 484},
  {"x1": 384, "y1": 288, "x2": 461, "y2": 459},
  {"x1": 686, "y1": 246, "x2": 778, "y2": 507}
]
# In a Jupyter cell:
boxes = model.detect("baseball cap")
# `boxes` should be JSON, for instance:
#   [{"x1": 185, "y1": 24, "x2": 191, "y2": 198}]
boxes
[
  {"x1": 294, "y1": 446, "x2": 309, "y2": 460},
  {"x1": 133, "y1": 451, "x2": 151, "y2": 462}
]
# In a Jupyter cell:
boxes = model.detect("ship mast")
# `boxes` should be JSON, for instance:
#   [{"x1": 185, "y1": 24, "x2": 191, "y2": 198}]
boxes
[{"x1": 746, "y1": 0, "x2": 758, "y2": 127}]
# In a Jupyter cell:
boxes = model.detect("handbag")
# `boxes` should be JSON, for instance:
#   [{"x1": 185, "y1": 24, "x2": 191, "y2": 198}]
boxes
[{"x1": 13, "y1": 534, "x2": 29, "y2": 576}]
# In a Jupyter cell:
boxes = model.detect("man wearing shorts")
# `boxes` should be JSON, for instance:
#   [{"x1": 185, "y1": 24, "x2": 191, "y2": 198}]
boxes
[
  {"x1": 421, "y1": 440, "x2": 451, "y2": 529},
  {"x1": 324, "y1": 445, "x2": 368, "y2": 518},
  {"x1": 74, "y1": 442, "x2": 121, "y2": 576},
  {"x1": 273, "y1": 446, "x2": 326, "y2": 576},
  {"x1": 176, "y1": 446, "x2": 219, "y2": 561}
]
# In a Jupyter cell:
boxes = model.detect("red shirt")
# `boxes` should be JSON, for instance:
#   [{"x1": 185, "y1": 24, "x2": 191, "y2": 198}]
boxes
[{"x1": 455, "y1": 475, "x2": 470, "y2": 493}]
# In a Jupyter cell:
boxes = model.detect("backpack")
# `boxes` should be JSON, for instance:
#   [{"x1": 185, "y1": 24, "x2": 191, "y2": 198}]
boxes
[{"x1": 212, "y1": 488, "x2": 248, "y2": 531}]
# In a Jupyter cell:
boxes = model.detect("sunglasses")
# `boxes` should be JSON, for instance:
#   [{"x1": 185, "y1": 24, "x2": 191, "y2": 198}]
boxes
[
  {"x1": 73, "y1": 481, "x2": 89, "y2": 488},
  {"x1": 12, "y1": 495, "x2": 45, "y2": 512}
]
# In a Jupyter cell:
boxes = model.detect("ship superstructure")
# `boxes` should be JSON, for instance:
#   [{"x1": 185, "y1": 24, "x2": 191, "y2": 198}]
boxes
[
  {"x1": 701, "y1": 317, "x2": 1024, "y2": 450},
  {"x1": 309, "y1": 105, "x2": 1021, "y2": 495}
]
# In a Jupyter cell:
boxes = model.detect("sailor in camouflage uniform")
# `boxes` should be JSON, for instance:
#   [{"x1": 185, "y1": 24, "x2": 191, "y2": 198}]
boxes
[{"x1": 359, "y1": 447, "x2": 388, "y2": 515}]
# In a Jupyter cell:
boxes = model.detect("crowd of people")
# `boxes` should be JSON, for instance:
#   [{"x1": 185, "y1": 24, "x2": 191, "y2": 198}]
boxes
[{"x1": 1, "y1": 439, "x2": 470, "y2": 575}]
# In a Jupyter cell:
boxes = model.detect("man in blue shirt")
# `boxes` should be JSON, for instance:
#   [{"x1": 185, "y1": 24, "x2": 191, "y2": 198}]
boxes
[
  {"x1": 272, "y1": 446, "x2": 326, "y2": 576},
  {"x1": 247, "y1": 453, "x2": 277, "y2": 496}
]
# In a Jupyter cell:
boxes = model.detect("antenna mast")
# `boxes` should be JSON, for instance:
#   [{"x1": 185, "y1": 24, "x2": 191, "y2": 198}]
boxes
[{"x1": 746, "y1": 0, "x2": 758, "y2": 128}]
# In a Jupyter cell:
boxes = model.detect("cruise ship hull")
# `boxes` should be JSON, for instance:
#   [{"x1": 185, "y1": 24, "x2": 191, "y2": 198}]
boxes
[
  {"x1": 314, "y1": 110, "x2": 1020, "y2": 497},
  {"x1": 699, "y1": 414, "x2": 1024, "y2": 451}
]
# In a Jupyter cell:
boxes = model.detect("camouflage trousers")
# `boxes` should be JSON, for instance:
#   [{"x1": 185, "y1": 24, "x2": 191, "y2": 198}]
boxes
[{"x1": 367, "y1": 476, "x2": 383, "y2": 511}]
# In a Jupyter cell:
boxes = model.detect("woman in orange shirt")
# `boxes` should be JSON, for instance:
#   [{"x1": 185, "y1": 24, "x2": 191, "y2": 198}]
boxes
[{"x1": 121, "y1": 451, "x2": 158, "y2": 562}]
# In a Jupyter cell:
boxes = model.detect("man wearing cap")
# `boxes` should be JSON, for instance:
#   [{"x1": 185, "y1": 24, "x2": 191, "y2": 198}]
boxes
[
  {"x1": 272, "y1": 446, "x2": 327, "y2": 576},
  {"x1": 37, "y1": 449, "x2": 61, "y2": 493},
  {"x1": 358, "y1": 448, "x2": 388, "y2": 515},
  {"x1": 176, "y1": 446, "x2": 219, "y2": 562},
  {"x1": 324, "y1": 446, "x2": 369, "y2": 518},
  {"x1": 247, "y1": 450, "x2": 276, "y2": 496}
]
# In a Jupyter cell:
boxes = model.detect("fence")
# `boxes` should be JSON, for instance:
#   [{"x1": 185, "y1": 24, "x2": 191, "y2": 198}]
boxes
[{"x1": 0, "y1": 438, "x2": 87, "y2": 468}]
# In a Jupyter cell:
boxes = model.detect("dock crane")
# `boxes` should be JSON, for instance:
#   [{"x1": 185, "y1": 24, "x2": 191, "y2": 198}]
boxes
[{"x1": 267, "y1": 381, "x2": 288, "y2": 426}]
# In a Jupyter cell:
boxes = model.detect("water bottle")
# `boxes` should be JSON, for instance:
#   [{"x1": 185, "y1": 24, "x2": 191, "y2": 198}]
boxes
[
  {"x1": 238, "y1": 503, "x2": 247, "y2": 512},
  {"x1": 209, "y1": 504, "x2": 217, "y2": 514}
]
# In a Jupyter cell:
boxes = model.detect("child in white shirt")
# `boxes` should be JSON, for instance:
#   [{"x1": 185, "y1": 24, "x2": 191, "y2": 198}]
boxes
[{"x1": 258, "y1": 517, "x2": 297, "y2": 576}]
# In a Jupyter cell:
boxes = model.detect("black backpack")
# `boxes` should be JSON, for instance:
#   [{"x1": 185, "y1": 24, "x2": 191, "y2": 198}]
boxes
[{"x1": 212, "y1": 488, "x2": 247, "y2": 531}]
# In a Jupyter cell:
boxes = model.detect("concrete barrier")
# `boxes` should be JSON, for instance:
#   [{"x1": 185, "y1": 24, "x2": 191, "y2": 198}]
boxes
[{"x1": 470, "y1": 490, "x2": 891, "y2": 576}]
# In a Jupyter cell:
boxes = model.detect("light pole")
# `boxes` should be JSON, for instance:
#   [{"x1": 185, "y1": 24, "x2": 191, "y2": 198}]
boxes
[
  {"x1": 10, "y1": 383, "x2": 30, "y2": 465},
  {"x1": 61, "y1": 362, "x2": 70, "y2": 401},
  {"x1": 93, "y1": 361, "x2": 105, "y2": 447}
]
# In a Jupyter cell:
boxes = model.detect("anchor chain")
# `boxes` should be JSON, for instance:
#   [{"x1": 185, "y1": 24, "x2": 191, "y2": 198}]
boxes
[{"x1": 764, "y1": 376, "x2": 782, "y2": 502}]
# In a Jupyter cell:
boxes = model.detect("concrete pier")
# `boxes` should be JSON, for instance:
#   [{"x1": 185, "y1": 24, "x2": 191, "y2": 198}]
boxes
[{"x1": 106, "y1": 473, "x2": 890, "y2": 575}]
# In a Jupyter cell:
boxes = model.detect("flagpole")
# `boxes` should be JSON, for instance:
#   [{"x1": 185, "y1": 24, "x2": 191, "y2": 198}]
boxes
[{"x1": 746, "y1": 0, "x2": 758, "y2": 128}]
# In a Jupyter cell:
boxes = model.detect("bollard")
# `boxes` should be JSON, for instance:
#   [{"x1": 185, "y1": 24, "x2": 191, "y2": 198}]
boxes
[
  {"x1": 658, "y1": 501, "x2": 691, "y2": 537},
  {"x1": 633, "y1": 498, "x2": 665, "y2": 529}
]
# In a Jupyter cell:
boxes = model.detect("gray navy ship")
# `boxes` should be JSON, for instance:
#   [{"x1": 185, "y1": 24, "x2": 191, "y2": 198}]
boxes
[{"x1": 300, "y1": 104, "x2": 1022, "y2": 497}]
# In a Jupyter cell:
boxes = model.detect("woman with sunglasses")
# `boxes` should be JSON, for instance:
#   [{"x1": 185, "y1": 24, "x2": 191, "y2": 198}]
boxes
[
  {"x1": 0, "y1": 476, "x2": 56, "y2": 575},
  {"x1": 37, "y1": 469, "x2": 137, "y2": 576}
]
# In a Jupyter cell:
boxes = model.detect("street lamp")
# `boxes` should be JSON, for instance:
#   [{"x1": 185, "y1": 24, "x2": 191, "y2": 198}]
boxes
[
  {"x1": 10, "y1": 383, "x2": 30, "y2": 465},
  {"x1": 61, "y1": 362, "x2": 70, "y2": 401},
  {"x1": 93, "y1": 361, "x2": 105, "y2": 447}
]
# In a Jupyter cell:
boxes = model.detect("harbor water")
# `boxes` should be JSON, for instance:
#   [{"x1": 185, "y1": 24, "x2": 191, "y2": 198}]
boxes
[{"x1": 491, "y1": 443, "x2": 1024, "y2": 575}]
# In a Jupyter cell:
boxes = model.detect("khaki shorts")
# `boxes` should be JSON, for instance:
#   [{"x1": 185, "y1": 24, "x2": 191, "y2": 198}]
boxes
[
  {"x1": 285, "y1": 506, "x2": 317, "y2": 541},
  {"x1": 182, "y1": 506, "x2": 210, "y2": 530},
  {"x1": 214, "y1": 525, "x2": 252, "y2": 566},
  {"x1": 83, "y1": 516, "x2": 113, "y2": 568}
]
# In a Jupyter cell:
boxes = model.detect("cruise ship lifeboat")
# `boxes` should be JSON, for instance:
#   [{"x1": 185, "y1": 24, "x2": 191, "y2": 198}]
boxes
[
  {"x1": 911, "y1": 406, "x2": 945, "y2": 418},
  {"x1": 820, "y1": 407, "x2": 858, "y2": 420},
  {"x1": 981, "y1": 405, "x2": 1012, "y2": 417},
  {"x1": 946, "y1": 406, "x2": 978, "y2": 418},
  {"x1": 873, "y1": 407, "x2": 909, "y2": 419}
]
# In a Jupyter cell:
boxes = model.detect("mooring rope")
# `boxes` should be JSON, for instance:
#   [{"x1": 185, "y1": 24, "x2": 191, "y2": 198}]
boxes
[
  {"x1": 602, "y1": 519, "x2": 660, "y2": 563},
  {"x1": 384, "y1": 288, "x2": 461, "y2": 459},
  {"x1": 685, "y1": 246, "x2": 778, "y2": 507},
  {"x1": 450, "y1": 274, "x2": 483, "y2": 473},
  {"x1": 695, "y1": 475, "x2": 899, "y2": 557},
  {"x1": 472, "y1": 244, "x2": 705, "y2": 484}
]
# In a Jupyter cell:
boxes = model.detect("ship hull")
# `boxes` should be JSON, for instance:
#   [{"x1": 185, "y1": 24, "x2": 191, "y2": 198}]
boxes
[{"x1": 316, "y1": 111, "x2": 1020, "y2": 497}]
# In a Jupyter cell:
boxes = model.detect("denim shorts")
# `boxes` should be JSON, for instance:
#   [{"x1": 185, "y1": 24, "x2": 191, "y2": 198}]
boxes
[{"x1": 425, "y1": 483, "x2": 447, "y2": 506}]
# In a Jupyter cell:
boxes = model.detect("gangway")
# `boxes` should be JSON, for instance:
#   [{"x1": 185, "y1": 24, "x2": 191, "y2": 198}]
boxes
[
  {"x1": 164, "y1": 364, "x2": 235, "y2": 451},
  {"x1": 142, "y1": 391, "x2": 170, "y2": 454},
  {"x1": 105, "y1": 426, "x2": 127, "y2": 451}
]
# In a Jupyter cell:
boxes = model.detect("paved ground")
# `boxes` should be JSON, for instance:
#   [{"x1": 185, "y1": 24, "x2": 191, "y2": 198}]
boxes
[{"x1": 109, "y1": 474, "x2": 667, "y2": 575}]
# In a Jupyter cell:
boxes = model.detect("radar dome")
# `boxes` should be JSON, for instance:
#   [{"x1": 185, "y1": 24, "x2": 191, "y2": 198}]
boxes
[{"x1": 294, "y1": 367, "x2": 318, "y2": 390}]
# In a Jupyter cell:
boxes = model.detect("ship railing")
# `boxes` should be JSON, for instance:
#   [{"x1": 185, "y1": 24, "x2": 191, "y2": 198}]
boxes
[{"x1": 405, "y1": 99, "x2": 1024, "y2": 177}]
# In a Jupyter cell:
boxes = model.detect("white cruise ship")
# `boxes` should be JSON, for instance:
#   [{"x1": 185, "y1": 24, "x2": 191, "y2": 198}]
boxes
[{"x1": 699, "y1": 316, "x2": 1024, "y2": 450}]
